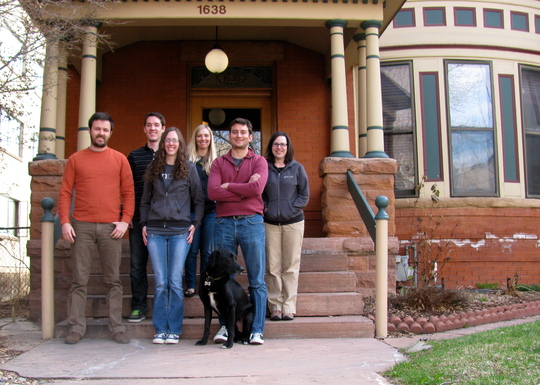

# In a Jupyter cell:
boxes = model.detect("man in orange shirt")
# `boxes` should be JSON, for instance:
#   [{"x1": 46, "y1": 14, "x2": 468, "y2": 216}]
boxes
[{"x1": 58, "y1": 112, "x2": 135, "y2": 345}]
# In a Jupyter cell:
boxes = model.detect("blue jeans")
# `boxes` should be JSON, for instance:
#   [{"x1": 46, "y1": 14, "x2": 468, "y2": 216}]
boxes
[
  {"x1": 184, "y1": 212, "x2": 216, "y2": 289},
  {"x1": 129, "y1": 222, "x2": 149, "y2": 313},
  {"x1": 147, "y1": 232, "x2": 190, "y2": 335},
  {"x1": 214, "y1": 214, "x2": 267, "y2": 334}
]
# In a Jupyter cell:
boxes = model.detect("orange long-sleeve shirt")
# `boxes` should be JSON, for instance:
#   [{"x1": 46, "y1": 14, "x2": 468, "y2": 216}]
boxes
[{"x1": 58, "y1": 147, "x2": 135, "y2": 225}]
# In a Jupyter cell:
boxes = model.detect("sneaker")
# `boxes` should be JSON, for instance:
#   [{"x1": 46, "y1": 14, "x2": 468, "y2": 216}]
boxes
[
  {"x1": 65, "y1": 331, "x2": 82, "y2": 345},
  {"x1": 153, "y1": 333, "x2": 167, "y2": 344},
  {"x1": 165, "y1": 333, "x2": 179, "y2": 344},
  {"x1": 213, "y1": 326, "x2": 228, "y2": 343},
  {"x1": 249, "y1": 333, "x2": 264, "y2": 345},
  {"x1": 128, "y1": 310, "x2": 145, "y2": 323},
  {"x1": 282, "y1": 313, "x2": 294, "y2": 321}
]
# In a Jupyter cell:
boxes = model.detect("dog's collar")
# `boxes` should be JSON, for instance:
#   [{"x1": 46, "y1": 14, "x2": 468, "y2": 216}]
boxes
[{"x1": 204, "y1": 271, "x2": 227, "y2": 286}]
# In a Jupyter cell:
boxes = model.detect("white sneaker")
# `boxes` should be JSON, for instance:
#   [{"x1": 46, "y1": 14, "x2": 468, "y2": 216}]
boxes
[
  {"x1": 165, "y1": 333, "x2": 179, "y2": 344},
  {"x1": 152, "y1": 333, "x2": 167, "y2": 344},
  {"x1": 213, "y1": 326, "x2": 228, "y2": 343},
  {"x1": 249, "y1": 333, "x2": 264, "y2": 345}
]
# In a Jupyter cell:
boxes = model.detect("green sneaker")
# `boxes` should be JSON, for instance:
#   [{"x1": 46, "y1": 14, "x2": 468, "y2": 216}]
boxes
[{"x1": 128, "y1": 310, "x2": 145, "y2": 323}]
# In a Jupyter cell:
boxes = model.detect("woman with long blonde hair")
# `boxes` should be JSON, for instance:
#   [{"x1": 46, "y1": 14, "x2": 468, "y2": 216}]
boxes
[{"x1": 184, "y1": 124, "x2": 218, "y2": 297}]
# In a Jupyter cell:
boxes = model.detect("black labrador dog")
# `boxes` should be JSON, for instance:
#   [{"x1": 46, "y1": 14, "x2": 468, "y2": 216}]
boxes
[{"x1": 195, "y1": 247, "x2": 254, "y2": 349}]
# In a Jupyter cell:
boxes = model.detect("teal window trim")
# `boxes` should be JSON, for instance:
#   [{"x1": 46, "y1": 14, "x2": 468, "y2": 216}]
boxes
[
  {"x1": 420, "y1": 72, "x2": 443, "y2": 181},
  {"x1": 454, "y1": 7, "x2": 476, "y2": 27},
  {"x1": 499, "y1": 75, "x2": 519, "y2": 182}
]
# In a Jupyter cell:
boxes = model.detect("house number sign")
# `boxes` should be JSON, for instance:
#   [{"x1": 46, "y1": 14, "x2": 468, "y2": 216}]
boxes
[{"x1": 197, "y1": 5, "x2": 227, "y2": 15}]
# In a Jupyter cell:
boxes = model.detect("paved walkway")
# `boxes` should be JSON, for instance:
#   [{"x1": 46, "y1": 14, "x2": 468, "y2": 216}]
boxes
[{"x1": 1, "y1": 316, "x2": 539, "y2": 385}]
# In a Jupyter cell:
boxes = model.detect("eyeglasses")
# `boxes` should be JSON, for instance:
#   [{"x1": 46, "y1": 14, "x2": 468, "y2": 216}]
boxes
[
  {"x1": 164, "y1": 138, "x2": 179, "y2": 144},
  {"x1": 272, "y1": 143, "x2": 287, "y2": 148}
]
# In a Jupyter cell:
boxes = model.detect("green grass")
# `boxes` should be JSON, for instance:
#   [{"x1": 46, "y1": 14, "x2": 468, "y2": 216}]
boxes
[
  {"x1": 517, "y1": 284, "x2": 540, "y2": 292},
  {"x1": 385, "y1": 321, "x2": 540, "y2": 385},
  {"x1": 476, "y1": 282, "x2": 499, "y2": 290}
]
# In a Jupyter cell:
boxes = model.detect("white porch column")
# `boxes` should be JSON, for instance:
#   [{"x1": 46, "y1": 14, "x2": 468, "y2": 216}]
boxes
[
  {"x1": 326, "y1": 19, "x2": 353, "y2": 158},
  {"x1": 361, "y1": 20, "x2": 388, "y2": 158},
  {"x1": 354, "y1": 33, "x2": 367, "y2": 158},
  {"x1": 77, "y1": 23, "x2": 99, "y2": 151},
  {"x1": 34, "y1": 39, "x2": 59, "y2": 161},
  {"x1": 56, "y1": 46, "x2": 68, "y2": 159}
]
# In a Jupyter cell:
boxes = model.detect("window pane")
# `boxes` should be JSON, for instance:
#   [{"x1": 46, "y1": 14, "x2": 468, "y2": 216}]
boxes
[
  {"x1": 381, "y1": 63, "x2": 416, "y2": 195},
  {"x1": 455, "y1": 8, "x2": 475, "y2": 26},
  {"x1": 484, "y1": 10, "x2": 503, "y2": 28},
  {"x1": 425, "y1": 8, "x2": 445, "y2": 26},
  {"x1": 451, "y1": 130, "x2": 496, "y2": 196},
  {"x1": 0, "y1": 196, "x2": 17, "y2": 237},
  {"x1": 536, "y1": 15, "x2": 540, "y2": 33},
  {"x1": 521, "y1": 67, "x2": 540, "y2": 133},
  {"x1": 395, "y1": 9, "x2": 414, "y2": 27},
  {"x1": 511, "y1": 12, "x2": 528, "y2": 31},
  {"x1": 521, "y1": 66, "x2": 540, "y2": 196},
  {"x1": 525, "y1": 133, "x2": 540, "y2": 196},
  {"x1": 448, "y1": 63, "x2": 493, "y2": 129}
]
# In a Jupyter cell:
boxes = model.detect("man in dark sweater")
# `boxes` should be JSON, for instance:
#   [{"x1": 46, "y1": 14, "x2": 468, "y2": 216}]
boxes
[{"x1": 127, "y1": 112, "x2": 166, "y2": 322}]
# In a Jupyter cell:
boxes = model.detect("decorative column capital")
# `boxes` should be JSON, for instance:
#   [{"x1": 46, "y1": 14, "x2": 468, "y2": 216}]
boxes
[
  {"x1": 353, "y1": 33, "x2": 366, "y2": 43},
  {"x1": 361, "y1": 20, "x2": 383, "y2": 30},
  {"x1": 326, "y1": 19, "x2": 348, "y2": 29},
  {"x1": 81, "y1": 19, "x2": 102, "y2": 29}
]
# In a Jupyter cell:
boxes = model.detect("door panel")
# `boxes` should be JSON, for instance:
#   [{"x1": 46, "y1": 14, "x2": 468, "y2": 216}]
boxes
[{"x1": 190, "y1": 96, "x2": 273, "y2": 155}]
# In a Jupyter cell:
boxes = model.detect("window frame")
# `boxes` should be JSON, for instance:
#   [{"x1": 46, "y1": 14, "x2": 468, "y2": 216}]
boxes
[
  {"x1": 445, "y1": 60, "x2": 499, "y2": 197},
  {"x1": 423, "y1": 7, "x2": 447, "y2": 27},
  {"x1": 454, "y1": 7, "x2": 477, "y2": 27},
  {"x1": 393, "y1": 8, "x2": 416, "y2": 28},
  {"x1": 510, "y1": 11, "x2": 529, "y2": 32},
  {"x1": 484, "y1": 8, "x2": 504, "y2": 29}
]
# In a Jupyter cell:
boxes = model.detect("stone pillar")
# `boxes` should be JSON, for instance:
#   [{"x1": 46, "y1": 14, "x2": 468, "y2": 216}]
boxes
[
  {"x1": 34, "y1": 39, "x2": 59, "y2": 161},
  {"x1": 56, "y1": 46, "x2": 68, "y2": 159},
  {"x1": 361, "y1": 20, "x2": 388, "y2": 159},
  {"x1": 28, "y1": 159, "x2": 70, "y2": 322},
  {"x1": 77, "y1": 23, "x2": 99, "y2": 151},
  {"x1": 325, "y1": 19, "x2": 353, "y2": 158},
  {"x1": 318, "y1": 157, "x2": 397, "y2": 237},
  {"x1": 354, "y1": 33, "x2": 367, "y2": 158}
]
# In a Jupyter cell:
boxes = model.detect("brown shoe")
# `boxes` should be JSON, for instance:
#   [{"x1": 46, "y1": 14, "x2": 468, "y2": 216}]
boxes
[
  {"x1": 65, "y1": 331, "x2": 82, "y2": 344},
  {"x1": 270, "y1": 310, "x2": 282, "y2": 321},
  {"x1": 282, "y1": 313, "x2": 294, "y2": 321},
  {"x1": 112, "y1": 331, "x2": 130, "y2": 344}
]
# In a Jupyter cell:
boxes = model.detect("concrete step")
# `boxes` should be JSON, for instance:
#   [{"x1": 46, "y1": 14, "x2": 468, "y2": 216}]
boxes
[
  {"x1": 91, "y1": 251, "x2": 349, "y2": 274},
  {"x1": 87, "y1": 271, "x2": 358, "y2": 296},
  {"x1": 85, "y1": 292, "x2": 364, "y2": 318},
  {"x1": 55, "y1": 315, "x2": 375, "y2": 340}
]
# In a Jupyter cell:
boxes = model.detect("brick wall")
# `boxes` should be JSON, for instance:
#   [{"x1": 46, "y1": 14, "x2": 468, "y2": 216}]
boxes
[{"x1": 395, "y1": 198, "x2": 540, "y2": 289}]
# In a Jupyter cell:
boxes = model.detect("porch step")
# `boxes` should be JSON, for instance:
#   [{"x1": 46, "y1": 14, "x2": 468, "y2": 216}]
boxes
[
  {"x1": 87, "y1": 271, "x2": 358, "y2": 295},
  {"x1": 85, "y1": 292, "x2": 364, "y2": 318},
  {"x1": 54, "y1": 315, "x2": 375, "y2": 339}
]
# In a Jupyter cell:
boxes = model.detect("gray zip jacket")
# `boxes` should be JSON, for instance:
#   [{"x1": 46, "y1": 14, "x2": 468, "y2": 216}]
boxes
[
  {"x1": 263, "y1": 159, "x2": 309, "y2": 225},
  {"x1": 140, "y1": 162, "x2": 204, "y2": 231}
]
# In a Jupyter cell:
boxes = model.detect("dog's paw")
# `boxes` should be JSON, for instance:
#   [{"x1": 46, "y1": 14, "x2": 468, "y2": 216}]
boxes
[
  {"x1": 221, "y1": 343, "x2": 234, "y2": 349},
  {"x1": 195, "y1": 340, "x2": 207, "y2": 346}
]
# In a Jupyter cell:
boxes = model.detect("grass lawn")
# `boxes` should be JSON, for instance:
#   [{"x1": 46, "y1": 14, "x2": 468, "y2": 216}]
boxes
[{"x1": 385, "y1": 320, "x2": 540, "y2": 385}]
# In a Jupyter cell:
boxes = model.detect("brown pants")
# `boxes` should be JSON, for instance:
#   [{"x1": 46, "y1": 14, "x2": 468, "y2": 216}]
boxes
[{"x1": 67, "y1": 220, "x2": 125, "y2": 336}]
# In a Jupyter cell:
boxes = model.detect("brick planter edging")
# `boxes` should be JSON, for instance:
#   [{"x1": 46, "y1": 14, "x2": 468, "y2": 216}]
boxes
[{"x1": 367, "y1": 301, "x2": 540, "y2": 334}]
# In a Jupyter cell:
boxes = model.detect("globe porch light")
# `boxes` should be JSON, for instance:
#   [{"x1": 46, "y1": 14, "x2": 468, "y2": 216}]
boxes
[{"x1": 205, "y1": 43, "x2": 228, "y2": 74}]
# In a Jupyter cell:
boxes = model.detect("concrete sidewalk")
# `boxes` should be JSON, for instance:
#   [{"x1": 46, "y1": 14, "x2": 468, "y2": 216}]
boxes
[{"x1": 1, "y1": 316, "x2": 539, "y2": 385}]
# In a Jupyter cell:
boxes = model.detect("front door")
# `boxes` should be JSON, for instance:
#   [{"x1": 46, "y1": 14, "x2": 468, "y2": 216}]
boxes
[{"x1": 189, "y1": 94, "x2": 273, "y2": 155}]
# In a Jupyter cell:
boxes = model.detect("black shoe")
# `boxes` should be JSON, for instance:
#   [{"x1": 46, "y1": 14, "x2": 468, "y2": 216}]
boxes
[{"x1": 128, "y1": 310, "x2": 145, "y2": 323}]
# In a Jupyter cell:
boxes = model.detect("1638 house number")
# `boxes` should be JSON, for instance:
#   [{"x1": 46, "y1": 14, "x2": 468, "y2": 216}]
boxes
[{"x1": 197, "y1": 5, "x2": 227, "y2": 14}]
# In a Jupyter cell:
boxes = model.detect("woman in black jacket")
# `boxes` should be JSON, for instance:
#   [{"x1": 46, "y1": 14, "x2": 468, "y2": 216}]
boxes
[
  {"x1": 140, "y1": 127, "x2": 204, "y2": 344},
  {"x1": 263, "y1": 132, "x2": 309, "y2": 321}
]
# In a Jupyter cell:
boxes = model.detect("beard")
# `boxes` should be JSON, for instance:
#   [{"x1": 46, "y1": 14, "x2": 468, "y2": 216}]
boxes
[{"x1": 91, "y1": 135, "x2": 109, "y2": 148}]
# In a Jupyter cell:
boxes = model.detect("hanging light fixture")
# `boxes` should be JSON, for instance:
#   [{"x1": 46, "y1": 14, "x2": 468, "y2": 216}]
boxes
[{"x1": 205, "y1": 26, "x2": 228, "y2": 74}]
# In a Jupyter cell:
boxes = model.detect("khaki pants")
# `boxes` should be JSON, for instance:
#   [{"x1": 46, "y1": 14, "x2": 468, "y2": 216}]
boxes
[
  {"x1": 264, "y1": 221, "x2": 304, "y2": 315},
  {"x1": 68, "y1": 220, "x2": 125, "y2": 336}
]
